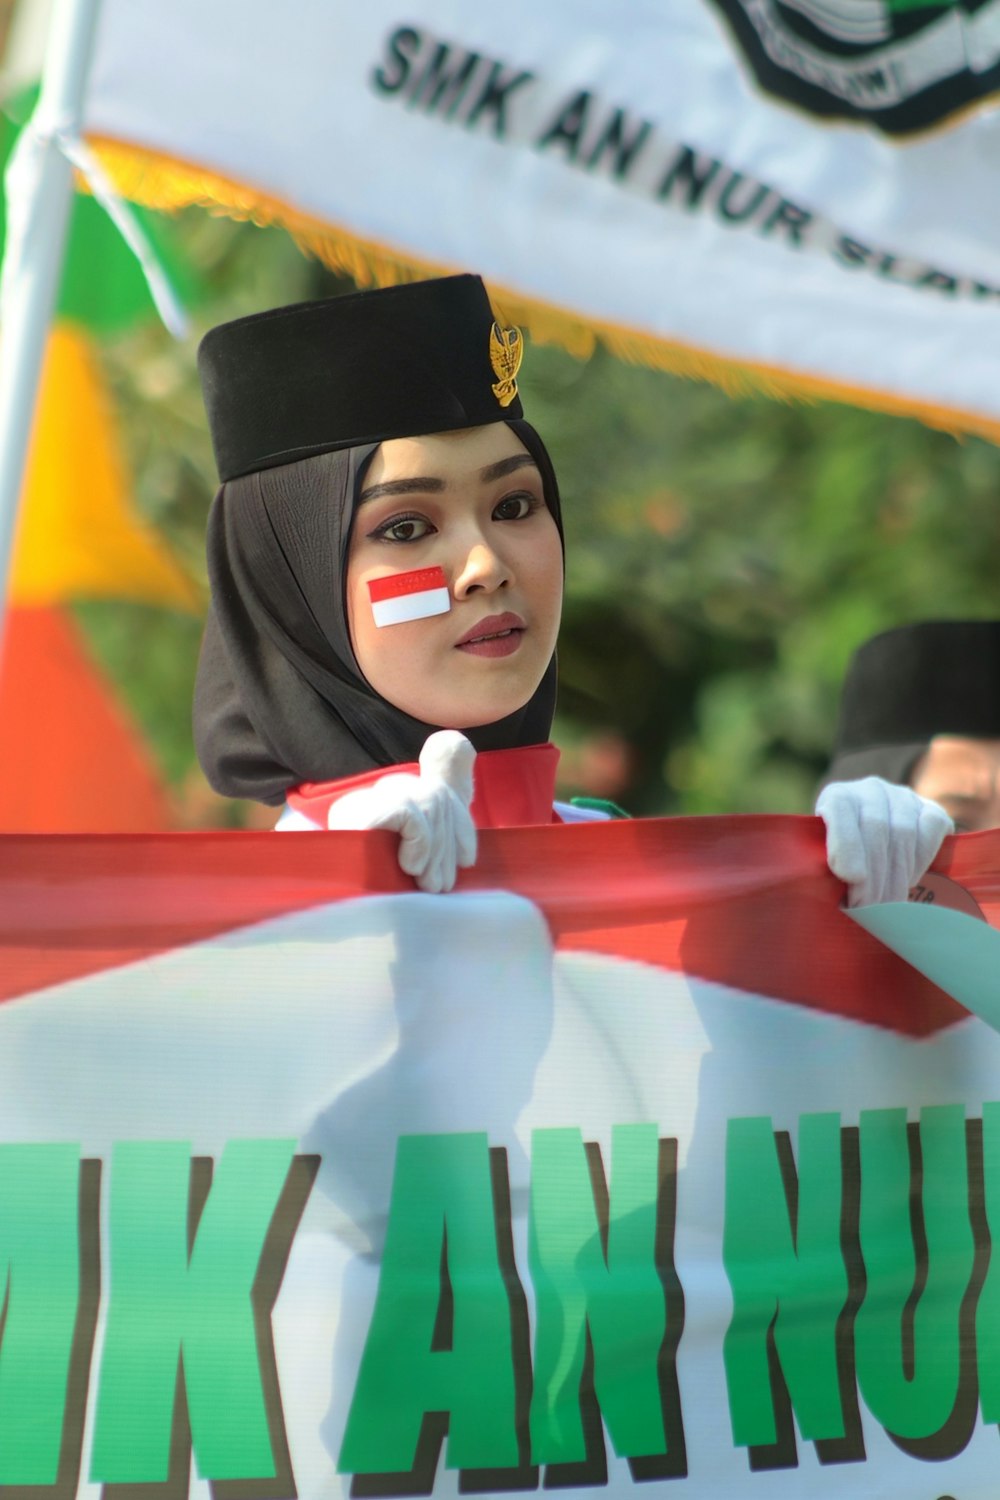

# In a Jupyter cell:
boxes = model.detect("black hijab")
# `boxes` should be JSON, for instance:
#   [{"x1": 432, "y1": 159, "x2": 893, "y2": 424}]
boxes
[{"x1": 193, "y1": 421, "x2": 563, "y2": 805}]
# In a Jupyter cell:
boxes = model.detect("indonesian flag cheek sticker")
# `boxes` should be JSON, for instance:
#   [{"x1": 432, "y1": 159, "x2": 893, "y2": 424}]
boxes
[{"x1": 367, "y1": 567, "x2": 451, "y2": 627}]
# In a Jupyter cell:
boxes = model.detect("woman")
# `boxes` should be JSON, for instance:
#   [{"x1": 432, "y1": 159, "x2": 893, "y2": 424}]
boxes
[{"x1": 194, "y1": 273, "x2": 950, "y2": 899}]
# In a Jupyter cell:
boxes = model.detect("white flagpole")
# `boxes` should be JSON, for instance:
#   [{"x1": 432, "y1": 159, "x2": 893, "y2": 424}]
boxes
[{"x1": 0, "y1": 0, "x2": 101, "y2": 625}]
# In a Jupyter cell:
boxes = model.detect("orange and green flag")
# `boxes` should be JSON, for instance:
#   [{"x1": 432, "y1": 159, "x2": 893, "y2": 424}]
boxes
[{"x1": 0, "y1": 97, "x2": 200, "y2": 830}]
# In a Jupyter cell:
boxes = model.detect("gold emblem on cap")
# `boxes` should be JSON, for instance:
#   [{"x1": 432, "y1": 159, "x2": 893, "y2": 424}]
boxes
[{"x1": 490, "y1": 322, "x2": 523, "y2": 408}]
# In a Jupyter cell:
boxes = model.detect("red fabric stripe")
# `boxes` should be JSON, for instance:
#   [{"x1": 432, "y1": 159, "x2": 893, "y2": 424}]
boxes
[
  {"x1": 289, "y1": 743, "x2": 560, "y2": 829},
  {"x1": 367, "y1": 567, "x2": 448, "y2": 603},
  {"x1": 0, "y1": 819, "x2": 996, "y2": 1034}
]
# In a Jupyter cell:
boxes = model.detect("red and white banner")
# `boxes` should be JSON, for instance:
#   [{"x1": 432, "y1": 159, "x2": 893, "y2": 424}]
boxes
[{"x1": 3, "y1": 817, "x2": 1000, "y2": 1498}]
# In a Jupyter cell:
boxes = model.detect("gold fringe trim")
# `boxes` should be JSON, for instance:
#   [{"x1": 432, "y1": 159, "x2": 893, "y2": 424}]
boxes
[{"x1": 87, "y1": 135, "x2": 1000, "y2": 447}]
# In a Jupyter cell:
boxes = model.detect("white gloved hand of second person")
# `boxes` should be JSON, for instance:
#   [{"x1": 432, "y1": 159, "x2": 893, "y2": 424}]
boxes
[
  {"x1": 815, "y1": 775, "x2": 953, "y2": 908},
  {"x1": 327, "y1": 730, "x2": 477, "y2": 893}
]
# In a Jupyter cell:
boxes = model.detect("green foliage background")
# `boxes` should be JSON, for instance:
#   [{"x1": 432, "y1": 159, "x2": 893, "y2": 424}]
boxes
[{"x1": 77, "y1": 212, "x2": 1000, "y2": 824}]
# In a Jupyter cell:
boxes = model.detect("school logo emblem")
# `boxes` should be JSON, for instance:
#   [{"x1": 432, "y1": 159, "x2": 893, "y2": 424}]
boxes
[
  {"x1": 489, "y1": 322, "x2": 523, "y2": 408},
  {"x1": 708, "y1": 0, "x2": 1000, "y2": 136}
]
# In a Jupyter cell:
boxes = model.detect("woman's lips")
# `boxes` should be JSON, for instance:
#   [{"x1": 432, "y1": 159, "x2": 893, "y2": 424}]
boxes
[{"x1": 455, "y1": 612, "x2": 526, "y2": 657}]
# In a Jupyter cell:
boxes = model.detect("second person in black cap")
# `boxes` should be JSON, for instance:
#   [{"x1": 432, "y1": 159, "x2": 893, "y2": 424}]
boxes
[
  {"x1": 193, "y1": 274, "x2": 952, "y2": 899},
  {"x1": 822, "y1": 619, "x2": 1000, "y2": 836}
]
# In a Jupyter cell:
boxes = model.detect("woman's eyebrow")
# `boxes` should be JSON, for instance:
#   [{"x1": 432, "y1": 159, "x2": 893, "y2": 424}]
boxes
[
  {"x1": 359, "y1": 454, "x2": 538, "y2": 505},
  {"x1": 358, "y1": 476, "x2": 445, "y2": 504},
  {"x1": 480, "y1": 455, "x2": 539, "y2": 482}
]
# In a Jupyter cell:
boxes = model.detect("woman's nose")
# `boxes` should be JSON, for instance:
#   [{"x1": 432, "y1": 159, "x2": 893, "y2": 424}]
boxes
[{"x1": 453, "y1": 540, "x2": 510, "y2": 597}]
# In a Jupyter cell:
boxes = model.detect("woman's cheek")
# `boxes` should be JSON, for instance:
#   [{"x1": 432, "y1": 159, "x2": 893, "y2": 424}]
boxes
[{"x1": 348, "y1": 581, "x2": 440, "y2": 705}]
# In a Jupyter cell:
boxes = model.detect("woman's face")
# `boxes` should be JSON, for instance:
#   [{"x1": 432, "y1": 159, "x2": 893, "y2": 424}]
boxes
[
  {"x1": 910, "y1": 735, "x2": 1000, "y2": 832},
  {"x1": 346, "y1": 424, "x2": 563, "y2": 730}
]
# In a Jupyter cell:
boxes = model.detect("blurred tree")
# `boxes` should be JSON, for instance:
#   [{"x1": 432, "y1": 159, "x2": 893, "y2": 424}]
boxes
[{"x1": 525, "y1": 341, "x2": 1000, "y2": 815}]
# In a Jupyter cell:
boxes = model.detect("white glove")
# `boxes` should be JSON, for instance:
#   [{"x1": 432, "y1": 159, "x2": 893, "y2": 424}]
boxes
[
  {"x1": 815, "y1": 775, "x2": 953, "y2": 908},
  {"x1": 327, "y1": 730, "x2": 477, "y2": 893}
]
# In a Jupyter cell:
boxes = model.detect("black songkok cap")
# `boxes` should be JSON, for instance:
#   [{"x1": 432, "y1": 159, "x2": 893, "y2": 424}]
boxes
[
  {"x1": 824, "y1": 620, "x2": 1000, "y2": 786},
  {"x1": 198, "y1": 273, "x2": 524, "y2": 482}
]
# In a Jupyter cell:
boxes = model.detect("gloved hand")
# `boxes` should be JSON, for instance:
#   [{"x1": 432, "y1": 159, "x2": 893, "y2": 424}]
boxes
[
  {"x1": 815, "y1": 775, "x2": 953, "y2": 908},
  {"x1": 327, "y1": 730, "x2": 477, "y2": 893}
]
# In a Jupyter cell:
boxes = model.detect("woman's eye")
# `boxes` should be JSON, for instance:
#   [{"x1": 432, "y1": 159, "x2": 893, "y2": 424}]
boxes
[
  {"x1": 372, "y1": 514, "x2": 432, "y2": 543},
  {"x1": 493, "y1": 493, "x2": 536, "y2": 521}
]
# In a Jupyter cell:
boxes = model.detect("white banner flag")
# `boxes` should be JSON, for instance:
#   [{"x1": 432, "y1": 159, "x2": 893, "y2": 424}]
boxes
[
  {"x1": 5, "y1": 821, "x2": 1000, "y2": 1498},
  {"x1": 76, "y1": 0, "x2": 1000, "y2": 440}
]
